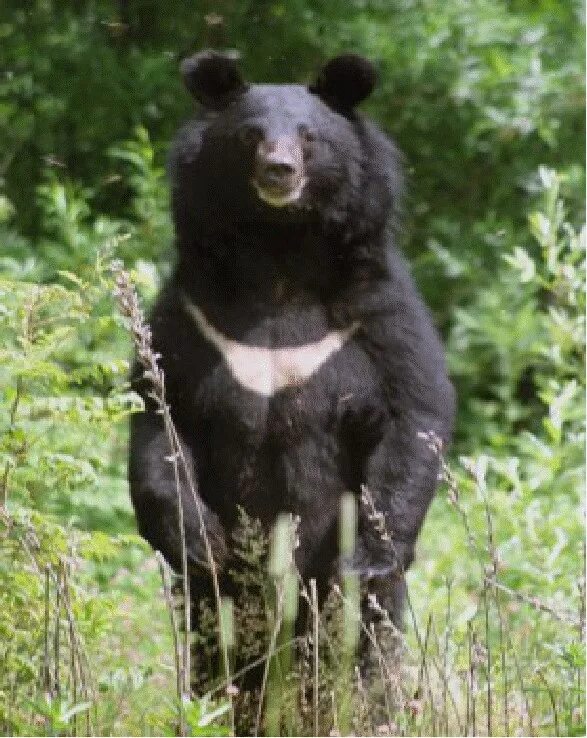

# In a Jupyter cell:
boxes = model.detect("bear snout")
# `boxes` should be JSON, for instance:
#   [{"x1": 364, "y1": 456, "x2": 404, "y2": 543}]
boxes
[{"x1": 253, "y1": 135, "x2": 307, "y2": 207}]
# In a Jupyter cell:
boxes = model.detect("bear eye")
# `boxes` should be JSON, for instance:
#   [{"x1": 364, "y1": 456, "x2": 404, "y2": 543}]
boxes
[{"x1": 238, "y1": 125, "x2": 263, "y2": 147}]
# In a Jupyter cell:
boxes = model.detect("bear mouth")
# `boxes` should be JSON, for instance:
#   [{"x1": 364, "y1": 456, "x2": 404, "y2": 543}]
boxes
[{"x1": 252, "y1": 176, "x2": 307, "y2": 208}]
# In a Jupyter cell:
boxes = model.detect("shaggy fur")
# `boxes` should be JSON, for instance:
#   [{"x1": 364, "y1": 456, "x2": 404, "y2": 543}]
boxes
[{"x1": 129, "y1": 50, "x2": 455, "y2": 681}]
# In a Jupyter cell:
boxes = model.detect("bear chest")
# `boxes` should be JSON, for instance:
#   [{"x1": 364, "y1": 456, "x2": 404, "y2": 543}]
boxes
[
  {"x1": 184, "y1": 298, "x2": 360, "y2": 397},
  {"x1": 184, "y1": 298, "x2": 381, "y2": 444}
]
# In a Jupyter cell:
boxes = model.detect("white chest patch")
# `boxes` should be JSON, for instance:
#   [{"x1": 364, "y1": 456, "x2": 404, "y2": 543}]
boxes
[{"x1": 182, "y1": 296, "x2": 360, "y2": 397}]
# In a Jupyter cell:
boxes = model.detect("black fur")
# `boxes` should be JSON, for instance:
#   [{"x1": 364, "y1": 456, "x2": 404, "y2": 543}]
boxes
[
  {"x1": 309, "y1": 53, "x2": 377, "y2": 112},
  {"x1": 181, "y1": 50, "x2": 247, "y2": 110},
  {"x1": 129, "y1": 52, "x2": 455, "y2": 685}
]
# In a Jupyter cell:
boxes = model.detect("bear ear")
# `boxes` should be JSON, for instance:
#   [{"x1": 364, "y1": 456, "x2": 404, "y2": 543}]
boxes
[
  {"x1": 181, "y1": 50, "x2": 247, "y2": 109},
  {"x1": 309, "y1": 54, "x2": 377, "y2": 112}
]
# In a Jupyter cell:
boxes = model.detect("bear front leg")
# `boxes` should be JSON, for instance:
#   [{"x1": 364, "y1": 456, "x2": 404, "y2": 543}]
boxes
[
  {"x1": 354, "y1": 411, "x2": 447, "y2": 690},
  {"x1": 129, "y1": 410, "x2": 227, "y2": 575}
]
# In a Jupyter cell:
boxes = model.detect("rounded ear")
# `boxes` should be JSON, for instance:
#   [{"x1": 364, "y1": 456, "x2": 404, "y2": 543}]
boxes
[
  {"x1": 181, "y1": 50, "x2": 247, "y2": 109},
  {"x1": 309, "y1": 54, "x2": 377, "y2": 112}
]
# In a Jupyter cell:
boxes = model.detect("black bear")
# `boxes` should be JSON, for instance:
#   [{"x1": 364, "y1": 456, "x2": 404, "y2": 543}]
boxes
[{"x1": 129, "y1": 50, "x2": 455, "y2": 684}]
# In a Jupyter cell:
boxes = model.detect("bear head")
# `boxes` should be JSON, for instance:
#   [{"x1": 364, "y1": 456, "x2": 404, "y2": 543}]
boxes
[{"x1": 170, "y1": 50, "x2": 401, "y2": 256}]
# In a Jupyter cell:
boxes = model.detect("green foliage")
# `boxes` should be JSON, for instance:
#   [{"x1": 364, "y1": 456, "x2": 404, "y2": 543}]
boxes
[
  {"x1": 0, "y1": 265, "x2": 136, "y2": 528},
  {"x1": 448, "y1": 167, "x2": 585, "y2": 448},
  {"x1": 108, "y1": 125, "x2": 173, "y2": 264},
  {"x1": 410, "y1": 171, "x2": 584, "y2": 735},
  {"x1": 418, "y1": 170, "x2": 584, "y2": 612}
]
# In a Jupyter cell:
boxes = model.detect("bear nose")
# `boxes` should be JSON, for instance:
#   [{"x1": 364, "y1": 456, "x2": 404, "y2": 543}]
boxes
[{"x1": 255, "y1": 136, "x2": 304, "y2": 191}]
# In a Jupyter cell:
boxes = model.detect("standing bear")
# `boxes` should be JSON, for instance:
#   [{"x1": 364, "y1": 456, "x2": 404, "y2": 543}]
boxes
[{"x1": 129, "y1": 50, "x2": 455, "y2": 682}]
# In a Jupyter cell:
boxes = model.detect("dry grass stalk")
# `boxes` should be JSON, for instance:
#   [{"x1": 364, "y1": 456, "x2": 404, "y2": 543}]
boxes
[
  {"x1": 112, "y1": 263, "x2": 234, "y2": 727},
  {"x1": 157, "y1": 552, "x2": 187, "y2": 735}
]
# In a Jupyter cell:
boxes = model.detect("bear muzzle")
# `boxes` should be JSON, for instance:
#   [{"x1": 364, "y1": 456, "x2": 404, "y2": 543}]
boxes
[{"x1": 253, "y1": 136, "x2": 307, "y2": 207}]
